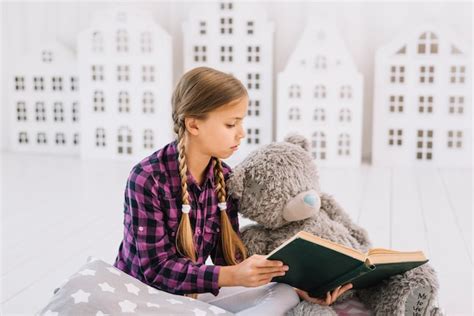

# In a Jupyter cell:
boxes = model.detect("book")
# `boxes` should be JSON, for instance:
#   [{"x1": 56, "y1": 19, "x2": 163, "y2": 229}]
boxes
[{"x1": 266, "y1": 231, "x2": 428, "y2": 298}]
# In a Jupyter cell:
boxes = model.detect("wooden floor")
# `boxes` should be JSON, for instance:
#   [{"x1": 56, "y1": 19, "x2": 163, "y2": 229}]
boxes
[{"x1": 0, "y1": 152, "x2": 472, "y2": 315}]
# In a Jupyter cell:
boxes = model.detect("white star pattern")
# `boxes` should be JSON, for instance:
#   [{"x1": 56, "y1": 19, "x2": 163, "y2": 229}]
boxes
[
  {"x1": 192, "y1": 308, "x2": 207, "y2": 316},
  {"x1": 42, "y1": 310, "x2": 58, "y2": 316},
  {"x1": 124, "y1": 283, "x2": 140, "y2": 295},
  {"x1": 166, "y1": 298, "x2": 183, "y2": 304},
  {"x1": 78, "y1": 269, "x2": 96, "y2": 276},
  {"x1": 96, "y1": 311, "x2": 109, "y2": 316},
  {"x1": 107, "y1": 267, "x2": 122, "y2": 276},
  {"x1": 148, "y1": 287, "x2": 160, "y2": 294},
  {"x1": 71, "y1": 289, "x2": 90, "y2": 304},
  {"x1": 209, "y1": 305, "x2": 227, "y2": 314},
  {"x1": 98, "y1": 282, "x2": 115, "y2": 293},
  {"x1": 118, "y1": 300, "x2": 137, "y2": 313},
  {"x1": 146, "y1": 302, "x2": 161, "y2": 309}
]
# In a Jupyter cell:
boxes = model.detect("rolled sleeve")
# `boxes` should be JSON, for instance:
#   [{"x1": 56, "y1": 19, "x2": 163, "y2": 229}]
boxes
[{"x1": 127, "y1": 167, "x2": 222, "y2": 295}]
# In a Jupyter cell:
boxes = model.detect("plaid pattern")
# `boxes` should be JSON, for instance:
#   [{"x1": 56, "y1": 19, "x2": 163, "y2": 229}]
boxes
[{"x1": 114, "y1": 140, "x2": 241, "y2": 296}]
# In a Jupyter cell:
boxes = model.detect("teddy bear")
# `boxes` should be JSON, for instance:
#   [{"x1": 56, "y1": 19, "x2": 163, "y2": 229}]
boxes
[{"x1": 227, "y1": 134, "x2": 441, "y2": 316}]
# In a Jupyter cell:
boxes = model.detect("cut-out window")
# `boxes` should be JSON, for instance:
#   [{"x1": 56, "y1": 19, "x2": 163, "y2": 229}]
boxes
[
  {"x1": 311, "y1": 131, "x2": 326, "y2": 160},
  {"x1": 73, "y1": 133, "x2": 79, "y2": 146},
  {"x1": 142, "y1": 65, "x2": 155, "y2": 82},
  {"x1": 220, "y1": 46, "x2": 233, "y2": 62},
  {"x1": 70, "y1": 76, "x2": 78, "y2": 91},
  {"x1": 447, "y1": 130, "x2": 463, "y2": 149},
  {"x1": 247, "y1": 46, "x2": 260, "y2": 63},
  {"x1": 16, "y1": 101, "x2": 27, "y2": 121},
  {"x1": 248, "y1": 99, "x2": 260, "y2": 117},
  {"x1": 246, "y1": 128, "x2": 260, "y2": 145},
  {"x1": 314, "y1": 55, "x2": 327, "y2": 69},
  {"x1": 42, "y1": 50, "x2": 53, "y2": 63},
  {"x1": 18, "y1": 131, "x2": 28, "y2": 144},
  {"x1": 53, "y1": 102, "x2": 64, "y2": 122},
  {"x1": 289, "y1": 84, "x2": 301, "y2": 98},
  {"x1": 52, "y1": 77, "x2": 63, "y2": 91},
  {"x1": 388, "y1": 129, "x2": 403, "y2": 146},
  {"x1": 35, "y1": 102, "x2": 46, "y2": 121},
  {"x1": 37, "y1": 132, "x2": 47, "y2": 144},
  {"x1": 92, "y1": 31, "x2": 104, "y2": 52},
  {"x1": 116, "y1": 29, "x2": 129, "y2": 53},
  {"x1": 448, "y1": 96, "x2": 464, "y2": 114},
  {"x1": 55, "y1": 132, "x2": 66, "y2": 145},
  {"x1": 144, "y1": 129, "x2": 154, "y2": 149},
  {"x1": 93, "y1": 90, "x2": 105, "y2": 112},
  {"x1": 337, "y1": 133, "x2": 351, "y2": 156},
  {"x1": 418, "y1": 96, "x2": 434, "y2": 114},
  {"x1": 34, "y1": 77, "x2": 45, "y2": 91},
  {"x1": 118, "y1": 126, "x2": 133, "y2": 155},
  {"x1": 450, "y1": 65, "x2": 466, "y2": 84},
  {"x1": 91, "y1": 65, "x2": 104, "y2": 81},
  {"x1": 199, "y1": 21, "x2": 207, "y2": 35},
  {"x1": 72, "y1": 101, "x2": 79, "y2": 122},
  {"x1": 117, "y1": 65, "x2": 130, "y2": 81},
  {"x1": 390, "y1": 65, "x2": 405, "y2": 83},
  {"x1": 247, "y1": 73, "x2": 260, "y2": 90},
  {"x1": 95, "y1": 128, "x2": 106, "y2": 147},
  {"x1": 140, "y1": 32, "x2": 152, "y2": 53},
  {"x1": 416, "y1": 130, "x2": 434, "y2": 160},
  {"x1": 118, "y1": 91, "x2": 130, "y2": 113},
  {"x1": 15, "y1": 76, "x2": 25, "y2": 91},
  {"x1": 220, "y1": 17, "x2": 233, "y2": 34},
  {"x1": 313, "y1": 108, "x2": 326, "y2": 122},
  {"x1": 193, "y1": 46, "x2": 207, "y2": 62},
  {"x1": 389, "y1": 95, "x2": 404, "y2": 113},
  {"x1": 417, "y1": 32, "x2": 438, "y2": 55},
  {"x1": 247, "y1": 21, "x2": 255, "y2": 35},
  {"x1": 142, "y1": 91, "x2": 155, "y2": 114},
  {"x1": 314, "y1": 85, "x2": 326, "y2": 99},
  {"x1": 419, "y1": 65, "x2": 435, "y2": 84},
  {"x1": 339, "y1": 108, "x2": 352, "y2": 122},
  {"x1": 220, "y1": 1, "x2": 233, "y2": 10},
  {"x1": 340, "y1": 85, "x2": 352, "y2": 99},
  {"x1": 288, "y1": 107, "x2": 301, "y2": 121}
]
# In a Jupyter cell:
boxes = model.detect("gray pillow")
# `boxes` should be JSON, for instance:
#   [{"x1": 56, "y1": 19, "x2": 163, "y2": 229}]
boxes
[{"x1": 36, "y1": 257, "x2": 234, "y2": 315}]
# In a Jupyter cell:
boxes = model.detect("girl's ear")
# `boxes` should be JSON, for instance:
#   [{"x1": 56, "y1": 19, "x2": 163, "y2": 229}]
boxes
[
  {"x1": 284, "y1": 133, "x2": 310, "y2": 152},
  {"x1": 227, "y1": 166, "x2": 245, "y2": 199}
]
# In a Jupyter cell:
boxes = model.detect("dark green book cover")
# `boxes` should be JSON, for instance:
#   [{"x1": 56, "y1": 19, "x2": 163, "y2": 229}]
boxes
[{"x1": 267, "y1": 231, "x2": 428, "y2": 298}]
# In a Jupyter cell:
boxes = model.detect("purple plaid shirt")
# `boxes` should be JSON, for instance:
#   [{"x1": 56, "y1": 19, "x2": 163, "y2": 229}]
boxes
[{"x1": 114, "y1": 140, "x2": 241, "y2": 296}]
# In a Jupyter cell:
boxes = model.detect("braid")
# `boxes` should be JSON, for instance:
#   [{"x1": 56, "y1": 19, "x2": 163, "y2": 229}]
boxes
[{"x1": 213, "y1": 158, "x2": 248, "y2": 265}]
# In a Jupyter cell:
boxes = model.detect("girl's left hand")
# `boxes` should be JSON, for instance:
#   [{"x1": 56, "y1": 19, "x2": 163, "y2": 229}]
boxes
[{"x1": 294, "y1": 283, "x2": 353, "y2": 306}]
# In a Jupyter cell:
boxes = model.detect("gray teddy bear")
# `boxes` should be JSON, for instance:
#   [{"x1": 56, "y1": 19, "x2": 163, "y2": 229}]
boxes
[{"x1": 227, "y1": 134, "x2": 441, "y2": 316}]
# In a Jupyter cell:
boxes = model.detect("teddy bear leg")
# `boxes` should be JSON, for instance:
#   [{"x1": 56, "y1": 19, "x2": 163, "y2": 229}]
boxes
[
  {"x1": 356, "y1": 264, "x2": 441, "y2": 315},
  {"x1": 285, "y1": 301, "x2": 338, "y2": 316}
]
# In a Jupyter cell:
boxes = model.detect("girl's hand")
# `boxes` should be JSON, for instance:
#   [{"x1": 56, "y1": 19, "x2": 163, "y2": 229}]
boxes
[
  {"x1": 294, "y1": 283, "x2": 353, "y2": 306},
  {"x1": 232, "y1": 254, "x2": 289, "y2": 287}
]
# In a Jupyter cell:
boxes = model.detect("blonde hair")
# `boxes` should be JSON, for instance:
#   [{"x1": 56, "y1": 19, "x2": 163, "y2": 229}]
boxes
[{"x1": 171, "y1": 67, "x2": 248, "y2": 298}]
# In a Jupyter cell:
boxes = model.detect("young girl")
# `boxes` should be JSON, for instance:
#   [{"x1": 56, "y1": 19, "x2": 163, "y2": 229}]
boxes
[{"x1": 113, "y1": 66, "x2": 299, "y2": 314}]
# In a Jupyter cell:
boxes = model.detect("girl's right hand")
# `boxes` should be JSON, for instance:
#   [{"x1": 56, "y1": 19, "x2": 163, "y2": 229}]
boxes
[{"x1": 232, "y1": 254, "x2": 289, "y2": 287}]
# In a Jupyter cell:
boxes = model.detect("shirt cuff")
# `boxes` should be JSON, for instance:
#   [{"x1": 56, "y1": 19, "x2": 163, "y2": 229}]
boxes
[{"x1": 199, "y1": 264, "x2": 221, "y2": 296}]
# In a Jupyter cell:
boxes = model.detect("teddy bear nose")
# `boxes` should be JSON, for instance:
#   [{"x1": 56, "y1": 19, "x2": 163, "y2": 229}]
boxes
[{"x1": 303, "y1": 194, "x2": 317, "y2": 206}]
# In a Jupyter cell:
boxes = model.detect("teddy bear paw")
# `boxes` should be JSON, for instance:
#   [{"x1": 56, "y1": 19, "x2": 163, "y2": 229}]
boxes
[{"x1": 404, "y1": 284, "x2": 441, "y2": 316}]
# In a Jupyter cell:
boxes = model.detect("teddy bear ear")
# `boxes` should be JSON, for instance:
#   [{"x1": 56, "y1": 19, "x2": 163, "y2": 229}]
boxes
[
  {"x1": 227, "y1": 166, "x2": 245, "y2": 199},
  {"x1": 284, "y1": 133, "x2": 310, "y2": 152}
]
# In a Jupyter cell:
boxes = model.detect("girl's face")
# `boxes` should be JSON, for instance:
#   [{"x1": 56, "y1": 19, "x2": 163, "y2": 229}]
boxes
[{"x1": 193, "y1": 95, "x2": 248, "y2": 159}]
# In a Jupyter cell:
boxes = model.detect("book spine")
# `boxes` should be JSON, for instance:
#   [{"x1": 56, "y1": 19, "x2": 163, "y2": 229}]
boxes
[{"x1": 309, "y1": 261, "x2": 375, "y2": 298}]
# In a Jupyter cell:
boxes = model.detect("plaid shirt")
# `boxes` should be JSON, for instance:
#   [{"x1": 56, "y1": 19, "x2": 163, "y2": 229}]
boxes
[{"x1": 114, "y1": 140, "x2": 241, "y2": 296}]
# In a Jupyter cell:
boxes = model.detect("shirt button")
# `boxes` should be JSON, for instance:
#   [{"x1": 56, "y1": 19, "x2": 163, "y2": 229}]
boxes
[
  {"x1": 138, "y1": 226, "x2": 144, "y2": 232},
  {"x1": 195, "y1": 227, "x2": 201, "y2": 234}
]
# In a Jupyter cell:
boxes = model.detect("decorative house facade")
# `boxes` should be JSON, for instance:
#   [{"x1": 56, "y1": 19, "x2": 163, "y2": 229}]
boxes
[
  {"x1": 277, "y1": 22, "x2": 364, "y2": 167},
  {"x1": 372, "y1": 24, "x2": 472, "y2": 167},
  {"x1": 77, "y1": 8, "x2": 173, "y2": 160},
  {"x1": 8, "y1": 42, "x2": 80, "y2": 155},
  {"x1": 182, "y1": 1, "x2": 274, "y2": 166}
]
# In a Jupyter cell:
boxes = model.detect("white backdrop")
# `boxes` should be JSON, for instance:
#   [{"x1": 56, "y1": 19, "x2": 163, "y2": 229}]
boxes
[{"x1": 1, "y1": 1, "x2": 471, "y2": 162}]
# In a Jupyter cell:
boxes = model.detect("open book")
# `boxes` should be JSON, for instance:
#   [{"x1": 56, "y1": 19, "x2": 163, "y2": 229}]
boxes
[{"x1": 266, "y1": 231, "x2": 428, "y2": 298}]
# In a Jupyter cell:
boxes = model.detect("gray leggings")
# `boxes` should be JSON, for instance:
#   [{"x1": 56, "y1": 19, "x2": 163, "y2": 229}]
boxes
[{"x1": 197, "y1": 282, "x2": 300, "y2": 315}]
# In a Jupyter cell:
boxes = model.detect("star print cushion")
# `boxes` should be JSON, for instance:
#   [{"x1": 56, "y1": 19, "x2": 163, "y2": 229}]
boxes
[{"x1": 36, "y1": 257, "x2": 234, "y2": 316}]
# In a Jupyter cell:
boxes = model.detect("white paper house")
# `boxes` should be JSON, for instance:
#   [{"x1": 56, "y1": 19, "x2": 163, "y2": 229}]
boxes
[
  {"x1": 77, "y1": 8, "x2": 173, "y2": 161},
  {"x1": 372, "y1": 24, "x2": 472, "y2": 167},
  {"x1": 182, "y1": 1, "x2": 274, "y2": 166},
  {"x1": 8, "y1": 42, "x2": 80, "y2": 155},
  {"x1": 277, "y1": 22, "x2": 363, "y2": 167}
]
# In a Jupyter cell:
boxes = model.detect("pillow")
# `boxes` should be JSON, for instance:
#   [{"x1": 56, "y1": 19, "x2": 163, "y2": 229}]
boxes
[{"x1": 36, "y1": 257, "x2": 234, "y2": 315}]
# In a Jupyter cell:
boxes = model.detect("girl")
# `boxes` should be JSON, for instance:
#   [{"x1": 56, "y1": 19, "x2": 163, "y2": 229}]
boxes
[{"x1": 114, "y1": 67, "x2": 347, "y2": 315}]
